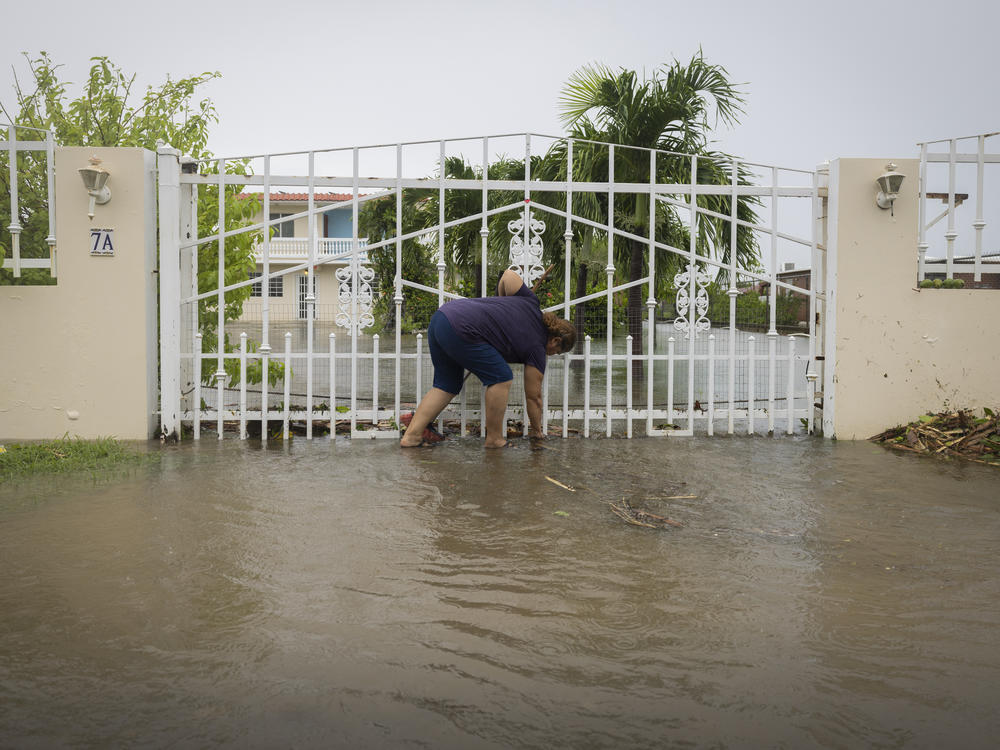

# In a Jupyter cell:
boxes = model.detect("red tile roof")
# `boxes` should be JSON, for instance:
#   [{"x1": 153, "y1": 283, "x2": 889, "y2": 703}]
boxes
[{"x1": 239, "y1": 191, "x2": 353, "y2": 202}]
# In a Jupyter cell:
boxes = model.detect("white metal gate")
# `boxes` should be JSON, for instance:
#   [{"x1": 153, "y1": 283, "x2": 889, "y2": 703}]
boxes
[{"x1": 157, "y1": 134, "x2": 831, "y2": 441}]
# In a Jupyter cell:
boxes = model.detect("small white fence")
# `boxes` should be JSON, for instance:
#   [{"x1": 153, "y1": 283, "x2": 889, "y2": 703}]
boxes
[
  {"x1": 158, "y1": 134, "x2": 830, "y2": 441},
  {"x1": 918, "y1": 131, "x2": 1000, "y2": 285},
  {"x1": 0, "y1": 123, "x2": 57, "y2": 277}
]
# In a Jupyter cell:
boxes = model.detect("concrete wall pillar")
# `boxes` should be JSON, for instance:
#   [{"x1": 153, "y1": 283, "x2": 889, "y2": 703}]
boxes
[
  {"x1": 826, "y1": 158, "x2": 999, "y2": 438},
  {"x1": 0, "y1": 147, "x2": 158, "y2": 440}
]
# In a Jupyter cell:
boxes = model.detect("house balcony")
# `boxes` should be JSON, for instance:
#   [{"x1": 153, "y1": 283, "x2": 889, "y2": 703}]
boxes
[{"x1": 253, "y1": 237, "x2": 369, "y2": 264}]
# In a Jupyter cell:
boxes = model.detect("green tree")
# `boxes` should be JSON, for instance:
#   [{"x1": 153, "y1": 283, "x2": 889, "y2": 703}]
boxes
[
  {"x1": 440, "y1": 154, "x2": 534, "y2": 298},
  {"x1": 358, "y1": 183, "x2": 438, "y2": 331},
  {"x1": 359, "y1": 153, "x2": 552, "y2": 330},
  {"x1": 0, "y1": 123, "x2": 53, "y2": 286},
  {"x1": 440, "y1": 154, "x2": 566, "y2": 299},
  {"x1": 438, "y1": 155, "x2": 490, "y2": 298},
  {"x1": 1, "y1": 53, "x2": 261, "y2": 385},
  {"x1": 548, "y1": 52, "x2": 760, "y2": 376},
  {"x1": 2, "y1": 53, "x2": 220, "y2": 151}
]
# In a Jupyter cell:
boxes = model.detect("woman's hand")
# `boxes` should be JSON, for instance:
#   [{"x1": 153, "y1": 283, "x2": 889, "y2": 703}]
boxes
[{"x1": 524, "y1": 365, "x2": 544, "y2": 438}]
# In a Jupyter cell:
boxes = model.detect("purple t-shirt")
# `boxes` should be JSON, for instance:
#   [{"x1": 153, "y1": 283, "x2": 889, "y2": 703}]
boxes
[{"x1": 439, "y1": 283, "x2": 548, "y2": 373}]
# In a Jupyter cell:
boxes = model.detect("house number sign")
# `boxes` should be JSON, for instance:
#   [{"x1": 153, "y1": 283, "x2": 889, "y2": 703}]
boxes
[{"x1": 90, "y1": 228, "x2": 115, "y2": 256}]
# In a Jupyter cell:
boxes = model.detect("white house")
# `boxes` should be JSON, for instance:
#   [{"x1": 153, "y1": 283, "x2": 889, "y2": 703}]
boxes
[{"x1": 238, "y1": 192, "x2": 369, "y2": 323}]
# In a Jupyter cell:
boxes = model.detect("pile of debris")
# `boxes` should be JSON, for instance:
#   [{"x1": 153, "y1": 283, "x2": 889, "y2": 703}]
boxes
[
  {"x1": 608, "y1": 498, "x2": 684, "y2": 529},
  {"x1": 870, "y1": 409, "x2": 1000, "y2": 466}
]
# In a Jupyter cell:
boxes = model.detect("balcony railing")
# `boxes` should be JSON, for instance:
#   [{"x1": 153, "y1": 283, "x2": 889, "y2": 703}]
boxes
[
  {"x1": 253, "y1": 237, "x2": 368, "y2": 263},
  {"x1": 917, "y1": 131, "x2": 999, "y2": 283}
]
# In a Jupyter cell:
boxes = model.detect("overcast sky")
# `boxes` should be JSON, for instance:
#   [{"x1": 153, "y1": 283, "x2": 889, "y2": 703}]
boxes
[{"x1": 3, "y1": 0, "x2": 997, "y2": 168}]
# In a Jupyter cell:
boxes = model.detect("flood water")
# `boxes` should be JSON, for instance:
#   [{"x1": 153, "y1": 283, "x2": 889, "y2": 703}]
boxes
[{"x1": 2, "y1": 436, "x2": 999, "y2": 748}]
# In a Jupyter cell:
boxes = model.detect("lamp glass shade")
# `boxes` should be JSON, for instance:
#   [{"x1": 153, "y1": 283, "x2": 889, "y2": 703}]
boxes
[
  {"x1": 880, "y1": 172, "x2": 904, "y2": 195},
  {"x1": 79, "y1": 167, "x2": 109, "y2": 192}
]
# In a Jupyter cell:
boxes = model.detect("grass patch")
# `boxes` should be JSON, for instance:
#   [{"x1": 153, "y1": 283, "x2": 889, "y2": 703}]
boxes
[{"x1": 0, "y1": 437, "x2": 156, "y2": 482}]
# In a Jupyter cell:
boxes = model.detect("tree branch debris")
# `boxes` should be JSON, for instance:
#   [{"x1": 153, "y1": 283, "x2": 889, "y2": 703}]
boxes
[{"x1": 870, "y1": 409, "x2": 1000, "y2": 467}]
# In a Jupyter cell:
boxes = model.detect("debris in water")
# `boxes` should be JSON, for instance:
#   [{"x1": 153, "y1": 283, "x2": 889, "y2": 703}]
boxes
[
  {"x1": 529, "y1": 437, "x2": 548, "y2": 451},
  {"x1": 507, "y1": 421, "x2": 524, "y2": 439},
  {"x1": 608, "y1": 498, "x2": 683, "y2": 529},
  {"x1": 870, "y1": 408, "x2": 1000, "y2": 466},
  {"x1": 545, "y1": 476, "x2": 576, "y2": 492},
  {"x1": 553, "y1": 510, "x2": 570, "y2": 517}
]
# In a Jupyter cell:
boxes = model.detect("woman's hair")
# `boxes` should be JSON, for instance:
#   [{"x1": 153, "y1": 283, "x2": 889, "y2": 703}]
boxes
[{"x1": 541, "y1": 312, "x2": 577, "y2": 353}]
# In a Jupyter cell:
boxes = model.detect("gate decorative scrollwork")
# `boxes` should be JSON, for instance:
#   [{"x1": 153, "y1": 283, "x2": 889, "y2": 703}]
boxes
[
  {"x1": 507, "y1": 209, "x2": 546, "y2": 286},
  {"x1": 335, "y1": 252, "x2": 375, "y2": 332},
  {"x1": 673, "y1": 263, "x2": 712, "y2": 335}
]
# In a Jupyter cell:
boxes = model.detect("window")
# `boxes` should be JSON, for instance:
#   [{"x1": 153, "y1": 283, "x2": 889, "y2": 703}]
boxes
[
  {"x1": 269, "y1": 275, "x2": 283, "y2": 297},
  {"x1": 249, "y1": 272, "x2": 283, "y2": 298},
  {"x1": 269, "y1": 213, "x2": 295, "y2": 238}
]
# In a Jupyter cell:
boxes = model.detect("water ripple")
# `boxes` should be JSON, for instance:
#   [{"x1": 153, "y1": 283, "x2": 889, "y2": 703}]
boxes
[{"x1": 2, "y1": 438, "x2": 1000, "y2": 747}]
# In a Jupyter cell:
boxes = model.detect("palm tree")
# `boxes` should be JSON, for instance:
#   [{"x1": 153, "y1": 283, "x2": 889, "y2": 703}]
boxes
[
  {"x1": 359, "y1": 154, "x2": 539, "y2": 328},
  {"x1": 550, "y1": 52, "x2": 760, "y2": 377},
  {"x1": 358, "y1": 182, "x2": 438, "y2": 330},
  {"x1": 438, "y1": 155, "x2": 528, "y2": 299}
]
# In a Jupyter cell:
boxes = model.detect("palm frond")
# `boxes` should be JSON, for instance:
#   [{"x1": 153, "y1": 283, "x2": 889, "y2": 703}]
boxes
[
  {"x1": 558, "y1": 61, "x2": 616, "y2": 128},
  {"x1": 660, "y1": 51, "x2": 746, "y2": 131}
]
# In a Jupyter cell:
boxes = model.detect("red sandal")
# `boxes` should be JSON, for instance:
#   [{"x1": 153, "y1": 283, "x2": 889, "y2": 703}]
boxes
[{"x1": 399, "y1": 412, "x2": 446, "y2": 444}]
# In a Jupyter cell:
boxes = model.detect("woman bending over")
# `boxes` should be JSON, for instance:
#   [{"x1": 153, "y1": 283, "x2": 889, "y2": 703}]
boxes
[{"x1": 400, "y1": 269, "x2": 576, "y2": 448}]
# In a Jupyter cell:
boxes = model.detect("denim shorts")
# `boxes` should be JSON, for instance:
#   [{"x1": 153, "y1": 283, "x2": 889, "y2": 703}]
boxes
[{"x1": 427, "y1": 310, "x2": 513, "y2": 394}]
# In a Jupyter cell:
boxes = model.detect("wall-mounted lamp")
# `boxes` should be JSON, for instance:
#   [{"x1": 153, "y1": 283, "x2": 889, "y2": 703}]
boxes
[
  {"x1": 875, "y1": 162, "x2": 905, "y2": 216},
  {"x1": 78, "y1": 156, "x2": 111, "y2": 220}
]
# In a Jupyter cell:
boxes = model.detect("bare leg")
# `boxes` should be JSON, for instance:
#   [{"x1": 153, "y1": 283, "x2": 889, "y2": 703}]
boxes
[
  {"x1": 484, "y1": 380, "x2": 513, "y2": 448},
  {"x1": 400, "y1": 387, "x2": 456, "y2": 447}
]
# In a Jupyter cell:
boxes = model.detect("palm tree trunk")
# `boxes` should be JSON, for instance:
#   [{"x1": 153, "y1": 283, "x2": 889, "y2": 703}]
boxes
[{"x1": 628, "y1": 238, "x2": 645, "y2": 380}]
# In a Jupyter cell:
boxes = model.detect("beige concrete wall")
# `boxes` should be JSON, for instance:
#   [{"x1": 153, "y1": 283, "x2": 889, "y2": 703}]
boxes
[
  {"x1": 238, "y1": 265, "x2": 344, "y2": 322},
  {"x1": 315, "y1": 265, "x2": 341, "y2": 318},
  {"x1": 251, "y1": 202, "x2": 305, "y2": 236},
  {"x1": 0, "y1": 147, "x2": 157, "y2": 440},
  {"x1": 828, "y1": 158, "x2": 1000, "y2": 439},
  {"x1": 237, "y1": 266, "x2": 297, "y2": 320}
]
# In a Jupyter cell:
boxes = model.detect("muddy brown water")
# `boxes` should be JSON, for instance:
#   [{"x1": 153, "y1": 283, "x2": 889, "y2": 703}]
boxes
[{"x1": 1, "y1": 437, "x2": 999, "y2": 748}]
